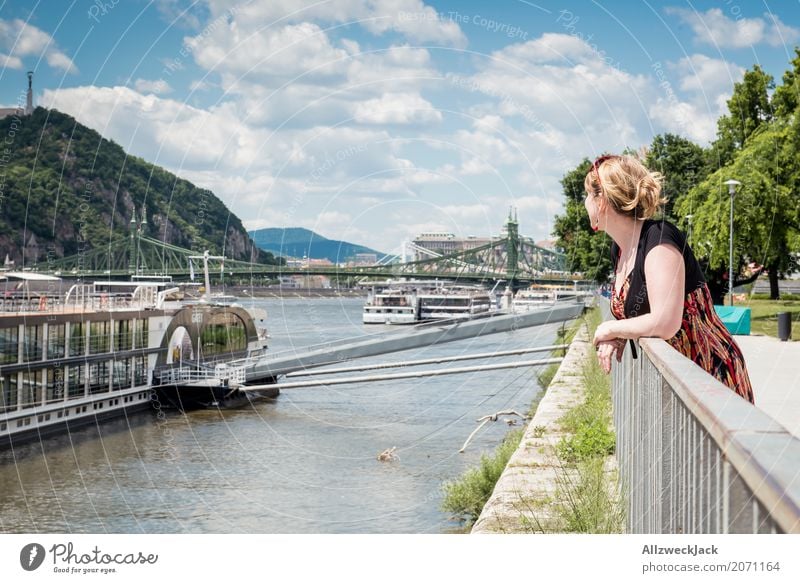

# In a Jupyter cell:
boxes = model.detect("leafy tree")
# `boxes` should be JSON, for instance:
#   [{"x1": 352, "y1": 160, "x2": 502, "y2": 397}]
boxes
[
  {"x1": 552, "y1": 159, "x2": 613, "y2": 282},
  {"x1": 772, "y1": 48, "x2": 800, "y2": 119},
  {"x1": 707, "y1": 65, "x2": 774, "y2": 170},
  {"x1": 645, "y1": 134, "x2": 707, "y2": 221},
  {"x1": 675, "y1": 122, "x2": 799, "y2": 299}
]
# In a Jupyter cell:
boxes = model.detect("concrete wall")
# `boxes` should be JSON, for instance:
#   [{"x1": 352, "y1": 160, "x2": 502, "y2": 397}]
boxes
[{"x1": 471, "y1": 323, "x2": 599, "y2": 533}]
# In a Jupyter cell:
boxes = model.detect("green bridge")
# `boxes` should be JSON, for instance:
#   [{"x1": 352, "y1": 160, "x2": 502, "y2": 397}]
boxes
[{"x1": 39, "y1": 215, "x2": 580, "y2": 287}]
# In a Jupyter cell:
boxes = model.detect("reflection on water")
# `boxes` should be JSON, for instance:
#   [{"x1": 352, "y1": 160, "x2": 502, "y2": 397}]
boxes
[{"x1": 0, "y1": 297, "x2": 563, "y2": 533}]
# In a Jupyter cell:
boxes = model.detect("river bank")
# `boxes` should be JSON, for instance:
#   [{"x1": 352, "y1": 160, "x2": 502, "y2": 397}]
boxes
[{"x1": 471, "y1": 308, "x2": 622, "y2": 533}]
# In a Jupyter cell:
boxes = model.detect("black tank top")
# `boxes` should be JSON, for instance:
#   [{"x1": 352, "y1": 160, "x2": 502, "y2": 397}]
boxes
[{"x1": 610, "y1": 219, "x2": 706, "y2": 319}]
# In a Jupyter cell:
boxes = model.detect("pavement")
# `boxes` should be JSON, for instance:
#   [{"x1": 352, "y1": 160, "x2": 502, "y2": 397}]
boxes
[{"x1": 736, "y1": 335, "x2": 800, "y2": 439}]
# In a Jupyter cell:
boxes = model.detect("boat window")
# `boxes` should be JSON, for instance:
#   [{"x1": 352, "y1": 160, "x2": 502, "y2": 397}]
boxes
[
  {"x1": 68, "y1": 322, "x2": 85, "y2": 357},
  {"x1": 88, "y1": 361, "x2": 110, "y2": 394},
  {"x1": 1, "y1": 373, "x2": 18, "y2": 412},
  {"x1": 112, "y1": 357, "x2": 132, "y2": 390},
  {"x1": 20, "y1": 369, "x2": 43, "y2": 408},
  {"x1": 90, "y1": 320, "x2": 111, "y2": 354},
  {"x1": 134, "y1": 355, "x2": 148, "y2": 386},
  {"x1": 67, "y1": 364, "x2": 86, "y2": 399},
  {"x1": 114, "y1": 320, "x2": 132, "y2": 351},
  {"x1": 47, "y1": 323, "x2": 66, "y2": 359},
  {"x1": 200, "y1": 312, "x2": 247, "y2": 356},
  {"x1": 0, "y1": 326, "x2": 18, "y2": 364},
  {"x1": 46, "y1": 367, "x2": 65, "y2": 403},
  {"x1": 23, "y1": 325, "x2": 43, "y2": 362},
  {"x1": 134, "y1": 319, "x2": 148, "y2": 349}
]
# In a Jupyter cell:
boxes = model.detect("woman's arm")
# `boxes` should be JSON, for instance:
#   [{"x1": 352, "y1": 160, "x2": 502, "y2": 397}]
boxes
[{"x1": 594, "y1": 244, "x2": 685, "y2": 344}]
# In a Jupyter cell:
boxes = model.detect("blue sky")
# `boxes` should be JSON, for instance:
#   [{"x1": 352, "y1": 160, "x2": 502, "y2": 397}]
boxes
[{"x1": 2, "y1": 0, "x2": 799, "y2": 253}]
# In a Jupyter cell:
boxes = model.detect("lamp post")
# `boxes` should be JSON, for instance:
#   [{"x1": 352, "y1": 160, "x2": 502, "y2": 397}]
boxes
[{"x1": 723, "y1": 179, "x2": 741, "y2": 306}]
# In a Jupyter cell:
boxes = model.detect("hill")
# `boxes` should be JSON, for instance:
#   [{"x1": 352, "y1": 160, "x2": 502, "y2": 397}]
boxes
[
  {"x1": 0, "y1": 107, "x2": 279, "y2": 266},
  {"x1": 249, "y1": 227, "x2": 387, "y2": 263}
]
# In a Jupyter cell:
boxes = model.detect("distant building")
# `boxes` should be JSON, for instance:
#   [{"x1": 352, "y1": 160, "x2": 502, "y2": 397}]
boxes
[
  {"x1": 0, "y1": 71, "x2": 34, "y2": 120},
  {"x1": 349, "y1": 253, "x2": 378, "y2": 266},
  {"x1": 410, "y1": 233, "x2": 495, "y2": 261},
  {"x1": 536, "y1": 240, "x2": 558, "y2": 251}
]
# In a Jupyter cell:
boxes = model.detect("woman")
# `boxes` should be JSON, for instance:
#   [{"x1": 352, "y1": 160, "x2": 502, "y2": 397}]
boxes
[{"x1": 585, "y1": 154, "x2": 754, "y2": 404}]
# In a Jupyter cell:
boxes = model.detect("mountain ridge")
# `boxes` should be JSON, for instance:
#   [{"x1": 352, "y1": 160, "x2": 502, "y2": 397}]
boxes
[
  {"x1": 249, "y1": 227, "x2": 387, "y2": 263},
  {"x1": 0, "y1": 107, "x2": 280, "y2": 266}
]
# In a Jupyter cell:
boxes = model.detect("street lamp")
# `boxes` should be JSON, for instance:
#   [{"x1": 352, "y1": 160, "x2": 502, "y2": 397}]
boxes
[{"x1": 723, "y1": 179, "x2": 741, "y2": 306}]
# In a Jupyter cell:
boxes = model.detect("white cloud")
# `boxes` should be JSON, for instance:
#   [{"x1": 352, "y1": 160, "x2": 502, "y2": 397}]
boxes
[
  {"x1": 647, "y1": 55, "x2": 744, "y2": 144},
  {"x1": 202, "y1": 0, "x2": 466, "y2": 47},
  {"x1": 666, "y1": 7, "x2": 800, "y2": 48},
  {"x1": 672, "y1": 54, "x2": 744, "y2": 96},
  {"x1": 353, "y1": 92, "x2": 441, "y2": 125},
  {"x1": 492, "y1": 32, "x2": 595, "y2": 66},
  {"x1": 134, "y1": 78, "x2": 174, "y2": 94},
  {"x1": 463, "y1": 34, "x2": 652, "y2": 151},
  {"x1": 1, "y1": 52, "x2": 23, "y2": 69},
  {"x1": 0, "y1": 18, "x2": 77, "y2": 73},
  {"x1": 187, "y1": 21, "x2": 349, "y2": 81}
]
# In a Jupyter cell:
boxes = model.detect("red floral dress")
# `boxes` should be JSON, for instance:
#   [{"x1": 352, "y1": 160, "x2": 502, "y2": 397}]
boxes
[{"x1": 610, "y1": 222, "x2": 754, "y2": 404}]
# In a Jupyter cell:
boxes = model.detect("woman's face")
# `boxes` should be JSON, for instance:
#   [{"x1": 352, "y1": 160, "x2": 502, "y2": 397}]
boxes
[{"x1": 584, "y1": 189, "x2": 601, "y2": 230}]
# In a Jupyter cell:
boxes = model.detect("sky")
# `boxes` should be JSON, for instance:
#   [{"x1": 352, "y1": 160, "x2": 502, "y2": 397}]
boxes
[{"x1": 1, "y1": 0, "x2": 799, "y2": 255}]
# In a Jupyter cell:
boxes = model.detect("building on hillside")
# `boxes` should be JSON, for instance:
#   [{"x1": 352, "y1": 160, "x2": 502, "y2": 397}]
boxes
[
  {"x1": 409, "y1": 233, "x2": 495, "y2": 260},
  {"x1": 0, "y1": 71, "x2": 35, "y2": 120},
  {"x1": 348, "y1": 253, "x2": 378, "y2": 266}
]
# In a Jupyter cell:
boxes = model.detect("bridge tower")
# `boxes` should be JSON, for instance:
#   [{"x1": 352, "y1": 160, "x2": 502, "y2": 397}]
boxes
[
  {"x1": 128, "y1": 209, "x2": 137, "y2": 273},
  {"x1": 505, "y1": 207, "x2": 519, "y2": 287}
]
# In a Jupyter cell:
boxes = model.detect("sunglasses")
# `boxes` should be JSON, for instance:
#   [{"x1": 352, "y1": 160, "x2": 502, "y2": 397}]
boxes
[{"x1": 591, "y1": 154, "x2": 617, "y2": 192}]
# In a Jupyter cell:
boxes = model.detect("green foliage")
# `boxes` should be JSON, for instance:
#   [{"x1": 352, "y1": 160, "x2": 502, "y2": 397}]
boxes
[
  {"x1": 675, "y1": 121, "x2": 800, "y2": 298},
  {"x1": 552, "y1": 307, "x2": 622, "y2": 532},
  {"x1": 556, "y1": 311, "x2": 615, "y2": 463},
  {"x1": 645, "y1": 133, "x2": 707, "y2": 221},
  {"x1": 441, "y1": 429, "x2": 524, "y2": 526},
  {"x1": 0, "y1": 107, "x2": 279, "y2": 265},
  {"x1": 772, "y1": 48, "x2": 800, "y2": 119},
  {"x1": 746, "y1": 298, "x2": 800, "y2": 337},
  {"x1": 709, "y1": 65, "x2": 774, "y2": 168},
  {"x1": 554, "y1": 457, "x2": 624, "y2": 534}
]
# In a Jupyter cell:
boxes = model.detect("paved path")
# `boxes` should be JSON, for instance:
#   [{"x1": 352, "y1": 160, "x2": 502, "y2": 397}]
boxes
[{"x1": 736, "y1": 335, "x2": 800, "y2": 439}]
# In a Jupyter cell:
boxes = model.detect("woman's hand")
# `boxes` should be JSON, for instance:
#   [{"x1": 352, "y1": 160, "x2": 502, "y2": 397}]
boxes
[
  {"x1": 593, "y1": 320, "x2": 620, "y2": 345},
  {"x1": 595, "y1": 338, "x2": 625, "y2": 374}
]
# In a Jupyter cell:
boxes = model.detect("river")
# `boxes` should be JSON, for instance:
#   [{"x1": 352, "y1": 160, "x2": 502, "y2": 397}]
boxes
[{"x1": 0, "y1": 297, "x2": 563, "y2": 533}]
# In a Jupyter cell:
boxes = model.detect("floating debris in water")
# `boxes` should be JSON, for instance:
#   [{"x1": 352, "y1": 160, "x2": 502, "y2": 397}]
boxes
[{"x1": 377, "y1": 447, "x2": 398, "y2": 462}]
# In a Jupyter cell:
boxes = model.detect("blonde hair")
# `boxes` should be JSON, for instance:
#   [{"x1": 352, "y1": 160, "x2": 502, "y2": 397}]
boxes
[{"x1": 584, "y1": 155, "x2": 666, "y2": 219}]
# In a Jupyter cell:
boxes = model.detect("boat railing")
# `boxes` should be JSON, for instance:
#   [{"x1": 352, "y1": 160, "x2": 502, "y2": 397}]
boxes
[
  {"x1": 153, "y1": 362, "x2": 247, "y2": 385},
  {"x1": 0, "y1": 289, "x2": 158, "y2": 314}
]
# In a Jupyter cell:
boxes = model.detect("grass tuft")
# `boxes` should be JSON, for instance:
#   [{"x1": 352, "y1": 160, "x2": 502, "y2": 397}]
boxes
[{"x1": 441, "y1": 429, "x2": 524, "y2": 527}]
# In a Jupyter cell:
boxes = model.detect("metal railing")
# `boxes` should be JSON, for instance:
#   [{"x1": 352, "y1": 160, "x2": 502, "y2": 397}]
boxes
[
  {"x1": 154, "y1": 363, "x2": 247, "y2": 386},
  {"x1": 612, "y1": 334, "x2": 800, "y2": 533}
]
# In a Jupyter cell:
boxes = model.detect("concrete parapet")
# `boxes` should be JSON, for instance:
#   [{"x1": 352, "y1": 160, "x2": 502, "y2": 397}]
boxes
[{"x1": 471, "y1": 323, "x2": 596, "y2": 533}]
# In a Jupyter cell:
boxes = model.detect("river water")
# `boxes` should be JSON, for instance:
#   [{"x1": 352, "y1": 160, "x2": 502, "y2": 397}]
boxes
[{"x1": 0, "y1": 297, "x2": 562, "y2": 533}]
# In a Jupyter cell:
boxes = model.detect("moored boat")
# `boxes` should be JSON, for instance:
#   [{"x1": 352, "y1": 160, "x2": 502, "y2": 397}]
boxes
[
  {"x1": 416, "y1": 285, "x2": 493, "y2": 321},
  {"x1": 0, "y1": 272, "x2": 173, "y2": 446}
]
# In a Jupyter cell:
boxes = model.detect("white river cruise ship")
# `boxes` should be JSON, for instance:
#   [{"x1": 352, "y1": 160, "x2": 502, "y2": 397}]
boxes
[{"x1": 0, "y1": 271, "x2": 270, "y2": 445}]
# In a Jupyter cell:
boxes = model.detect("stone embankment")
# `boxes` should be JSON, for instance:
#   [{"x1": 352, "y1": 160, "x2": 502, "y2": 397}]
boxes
[{"x1": 471, "y1": 323, "x2": 595, "y2": 533}]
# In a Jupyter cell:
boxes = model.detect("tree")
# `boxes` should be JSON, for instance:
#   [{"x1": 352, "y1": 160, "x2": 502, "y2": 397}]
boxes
[
  {"x1": 552, "y1": 159, "x2": 613, "y2": 282},
  {"x1": 675, "y1": 122, "x2": 799, "y2": 299},
  {"x1": 772, "y1": 48, "x2": 800, "y2": 119},
  {"x1": 707, "y1": 65, "x2": 774, "y2": 170},
  {"x1": 645, "y1": 134, "x2": 708, "y2": 222}
]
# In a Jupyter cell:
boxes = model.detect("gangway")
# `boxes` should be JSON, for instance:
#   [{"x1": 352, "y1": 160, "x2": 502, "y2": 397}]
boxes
[{"x1": 238, "y1": 301, "x2": 584, "y2": 388}]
